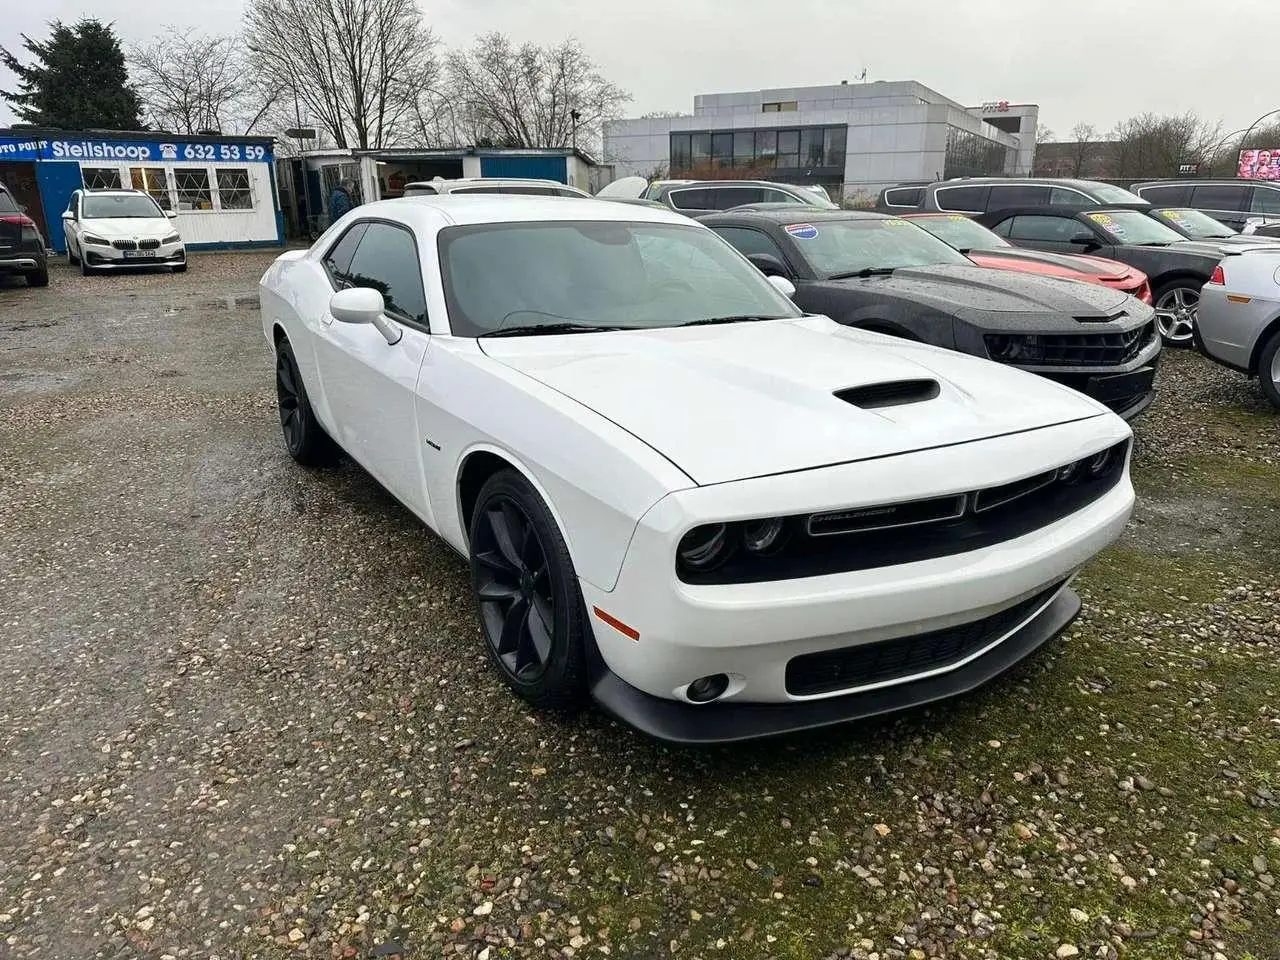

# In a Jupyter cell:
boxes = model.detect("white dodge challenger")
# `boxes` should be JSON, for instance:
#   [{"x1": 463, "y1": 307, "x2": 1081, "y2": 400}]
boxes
[{"x1": 259, "y1": 196, "x2": 1134, "y2": 743}]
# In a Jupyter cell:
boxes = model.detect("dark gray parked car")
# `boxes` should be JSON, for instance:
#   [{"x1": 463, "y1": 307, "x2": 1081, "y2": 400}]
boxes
[
  {"x1": 912, "y1": 177, "x2": 1148, "y2": 215},
  {"x1": 1130, "y1": 179, "x2": 1280, "y2": 235},
  {"x1": 0, "y1": 183, "x2": 49, "y2": 287}
]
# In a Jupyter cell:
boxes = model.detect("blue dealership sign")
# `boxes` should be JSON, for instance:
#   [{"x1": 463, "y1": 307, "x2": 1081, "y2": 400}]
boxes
[{"x1": 0, "y1": 133, "x2": 273, "y2": 164}]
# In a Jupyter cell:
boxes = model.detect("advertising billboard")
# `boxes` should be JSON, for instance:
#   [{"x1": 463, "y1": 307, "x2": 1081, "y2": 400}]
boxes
[{"x1": 1239, "y1": 148, "x2": 1280, "y2": 180}]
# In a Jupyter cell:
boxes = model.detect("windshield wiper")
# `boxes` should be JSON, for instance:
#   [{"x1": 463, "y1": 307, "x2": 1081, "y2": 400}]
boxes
[
  {"x1": 827, "y1": 267, "x2": 897, "y2": 280},
  {"x1": 479, "y1": 323, "x2": 630, "y2": 338},
  {"x1": 677, "y1": 315, "x2": 787, "y2": 327},
  {"x1": 1136, "y1": 241, "x2": 1172, "y2": 247}
]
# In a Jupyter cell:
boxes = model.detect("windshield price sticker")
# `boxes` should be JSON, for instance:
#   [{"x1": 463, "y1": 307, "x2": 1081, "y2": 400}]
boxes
[
  {"x1": 946, "y1": 215, "x2": 969, "y2": 221},
  {"x1": 785, "y1": 223, "x2": 818, "y2": 240},
  {"x1": 883, "y1": 219, "x2": 913, "y2": 227},
  {"x1": 1087, "y1": 213, "x2": 1114, "y2": 226}
]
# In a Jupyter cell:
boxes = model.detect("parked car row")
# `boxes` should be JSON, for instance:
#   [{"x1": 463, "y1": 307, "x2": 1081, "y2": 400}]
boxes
[{"x1": 261, "y1": 194, "x2": 1137, "y2": 743}]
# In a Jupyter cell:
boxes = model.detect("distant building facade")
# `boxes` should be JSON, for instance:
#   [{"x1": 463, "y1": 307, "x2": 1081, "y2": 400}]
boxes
[{"x1": 604, "y1": 81, "x2": 1039, "y2": 200}]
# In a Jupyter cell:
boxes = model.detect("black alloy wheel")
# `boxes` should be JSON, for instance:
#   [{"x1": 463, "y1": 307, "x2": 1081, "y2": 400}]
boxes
[
  {"x1": 274, "y1": 339, "x2": 340, "y2": 466},
  {"x1": 469, "y1": 470, "x2": 588, "y2": 711}
]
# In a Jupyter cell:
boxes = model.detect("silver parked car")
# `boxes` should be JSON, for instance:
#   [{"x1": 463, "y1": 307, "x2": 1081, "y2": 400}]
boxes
[
  {"x1": 597, "y1": 177, "x2": 836, "y2": 216},
  {"x1": 1196, "y1": 248, "x2": 1280, "y2": 408}
]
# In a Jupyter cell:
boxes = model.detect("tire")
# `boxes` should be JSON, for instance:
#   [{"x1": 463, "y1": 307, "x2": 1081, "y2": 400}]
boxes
[
  {"x1": 26, "y1": 265, "x2": 49, "y2": 287},
  {"x1": 79, "y1": 256, "x2": 93, "y2": 277},
  {"x1": 469, "y1": 469, "x2": 589, "y2": 712},
  {"x1": 1258, "y1": 329, "x2": 1280, "y2": 411},
  {"x1": 1152, "y1": 280, "x2": 1200, "y2": 347},
  {"x1": 68, "y1": 245, "x2": 78, "y2": 266},
  {"x1": 274, "y1": 339, "x2": 341, "y2": 467}
]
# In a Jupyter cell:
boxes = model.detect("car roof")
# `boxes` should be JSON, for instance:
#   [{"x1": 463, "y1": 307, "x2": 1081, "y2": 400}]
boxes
[
  {"x1": 81, "y1": 188, "x2": 148, "y2": 195},
  {"x1": 700, "y1": 209, "x2": 890, "y2": 225},
  {"x1": 657, "y1": 180, "x2": 810, "y2": 191},
  {"x1": 1132, "y1": 178, "x2": 1277, "y2": 187},
  {"x1": 359, "y1": 195, "x2": 694, "y2": 227},
  {"x1": 932, "y1": 177, "x2": 1118, "y2": 191},
  {"x1": 974, "y1": 205, "x2": 1146, "y2": 220},
  {"x1": 403, "y1": 178, "x2": 586, "y2": 191}
]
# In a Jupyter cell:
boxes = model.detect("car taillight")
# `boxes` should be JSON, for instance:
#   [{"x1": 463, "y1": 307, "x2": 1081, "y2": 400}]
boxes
[
  {"x1": 0, "y1": 214, "x2": 34, "y2": 226},
  {"x1": 1208, "y1": 265, "x2": 1225, "y2": 285}
]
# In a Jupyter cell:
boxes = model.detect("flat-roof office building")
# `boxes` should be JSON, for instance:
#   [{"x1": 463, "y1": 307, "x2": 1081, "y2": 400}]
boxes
[{"x1": 603, "y1": 81, "x2": 1039, "y2": 202}]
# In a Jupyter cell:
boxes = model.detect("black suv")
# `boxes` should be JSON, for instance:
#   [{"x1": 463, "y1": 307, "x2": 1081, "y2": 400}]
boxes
[
  {"x1": 0, "y1": 183, "x2": 49, "y2": 287},
  {"x1": 911, "y1": 177, "x2": 1149, "y2": 215}
]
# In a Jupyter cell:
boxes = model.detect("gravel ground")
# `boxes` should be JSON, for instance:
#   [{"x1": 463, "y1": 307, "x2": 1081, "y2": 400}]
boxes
[{"x1": 0, "y1": 257, "x2": 1278, "y2": 960}]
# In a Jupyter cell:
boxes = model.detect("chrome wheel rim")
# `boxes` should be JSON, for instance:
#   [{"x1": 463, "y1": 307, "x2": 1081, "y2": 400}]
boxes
[
  {"x1": 472, "y1": 497, "x2": 555, "y2": 682},
  {"x1": 1154, "y1": 286, "x2": 1198, "y2": 343},
  {"x1": 1272, "y1": 344, "x2": 1280, "y2": 390}
]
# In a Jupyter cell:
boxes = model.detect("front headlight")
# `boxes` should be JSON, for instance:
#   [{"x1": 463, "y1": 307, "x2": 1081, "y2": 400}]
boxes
[
  {"x1": 82, "y1": 234, "x2": 110, "y2": 246},
  {"x1": 161, "y1": 233, "x2": 181, "y2": 245},
  {"x1": 677, "y1": 517, "x2": 791, "y2": 575}
]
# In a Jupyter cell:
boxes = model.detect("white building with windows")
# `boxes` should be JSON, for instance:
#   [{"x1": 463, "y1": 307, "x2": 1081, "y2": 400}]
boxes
[
  {"x1": 603, "y1": 81, "x2": 1039, "y2": 201},
  {"x1": 0, "y1": 127, "x2": 281, "y2": 253}
]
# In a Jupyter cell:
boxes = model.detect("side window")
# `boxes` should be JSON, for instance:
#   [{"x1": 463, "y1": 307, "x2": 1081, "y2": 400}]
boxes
[
  {"x1": 760, "y1": 188, "x2": 807, "y2": 205},
  {"x1": 1009, "y1": 215, "x2": 1090, "y2": 243},
  {"x1": 453, "y1": 186, "x2": 506, "y2": 195},
  {"x1": 500, "y1": 186, "x2": 559, "y2": 196},
  {"x1": 712, "y1": 187, "x2": 765, "y2": 209},
  {"x1": 1138, "y1": 184, "x2": 1191, "y2": 205},
  {"x1": 884, "y1": 187, "x2": 924, "y2": 208},
  {"x1": 988, "y1": 184, "x2": 1049, "y2": 209},
  {"x1": 668, "y1": 188, "x2": 716, "y2": 211},
  {"x1": 1049, "y1": 186, "x2": 1091, "y2": 206},
  {"x1": 65, "y1": 190, "x2": 80, "y2": 216},
  {"x1": 345, "y1": 222, "x2": 429, "y2": 326},
  {"x1": 933, "y1": 185, "x2": 988, "y2": 213},
  {"x1": 1191, "y1": 184, "x2": 1247, "y2": 211},
  {"x1": 712, "y1": 226, "x2": 791, "y2": 265},
  {"x1": 552, "y1": 188, "x2": 584, "y2": 198},
  {"x1": 403, "y1": 185, "x2": 437, "y2": 196},
  {"x1": 322, "y1": 222, "x2": 369, "y2": 286},
  {"x1": 1250, "y1": 186, "x2": 1280, "y2": 215},
  {"x1": 988, "y1": 217, "x2": 1014, "y2": 238}
]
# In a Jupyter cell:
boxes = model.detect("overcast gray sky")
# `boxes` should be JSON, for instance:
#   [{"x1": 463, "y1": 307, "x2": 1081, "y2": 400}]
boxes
[{"x1": 2, "y1": 0, "x2": 1278, "y2": 138}]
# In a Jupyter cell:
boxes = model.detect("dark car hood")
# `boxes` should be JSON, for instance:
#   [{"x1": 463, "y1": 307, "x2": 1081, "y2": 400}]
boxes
[{"x1": 825, "y1": 263, "x2": 1134, "y2": 318}]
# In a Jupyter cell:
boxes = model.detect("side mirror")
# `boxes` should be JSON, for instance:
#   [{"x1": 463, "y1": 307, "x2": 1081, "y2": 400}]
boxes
[
  {"x1": 747, "y1": 253, "x2": 790, "y2": 278},
  {"x1": 767, "y1": 275, "x2": 797, "y2": 298},
  {"x1": 329, "y1": 287, "x2": 402, "y2": 345},
  {"x1": 61, "y1": 210, "x2": 74, "y2": 221},
  {"x1": 1068, "y1": 234, "x2": 1097, "y2": 246},
  {"x1": 166, "y1": 210, "x2": 179, "y2": 219}
]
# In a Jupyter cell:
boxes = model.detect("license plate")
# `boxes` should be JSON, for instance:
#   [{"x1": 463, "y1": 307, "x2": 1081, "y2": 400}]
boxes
[
  {"x1": 122, "y1": 250, "x2": 150, "y2": 259},
  {"x1": 1087, "y1": 367, "x2": 1154, "y2": 404}
]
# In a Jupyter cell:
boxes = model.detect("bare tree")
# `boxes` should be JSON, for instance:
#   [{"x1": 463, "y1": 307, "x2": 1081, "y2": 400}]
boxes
[
  {"x1": 445, "y1": 34, "x2": 630, "y2": 152},
  {"x1": 1067, "y1": 123, "x2": 1098, "y2": 177},
  {"x1": 1108, "y1": 112, "x2": 1223, "y2": 179},
  {"x1": 242, "y1": 0, "x2": 439, "y2": 150},
  {"x1": 129, "y1": 29, "x2": 273, "y2": 135}
]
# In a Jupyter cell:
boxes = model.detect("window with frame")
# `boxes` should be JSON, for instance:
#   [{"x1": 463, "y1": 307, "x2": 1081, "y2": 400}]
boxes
[
  {"x1": 345, "y1": 222, "x2": 428, "y2": 326},
  {"x1": 322, "y1": 222, "x2": 369, "y2": 285},
  {"x1": 81, "y1": 167, "x2": 121, "y2": 189},
  {"x1": 712, "y1": 226, "x2": 791, "y2": 265},
  {"x1": 1250, "y1": 186, "x2": 1280, "y2": 214},
  {"x1": 130, "y1": 167, "x2": 172, "y2": 210},
  {"x1": 883, "y1": 187, "x2": 924, "y2": 208},
  {"x1": 1008, "y1": 215, "x2": 1092, "y2": 243},
  {"x1": 1191, "y1": 184, "x2": 1246, "y2": 211},
  {"x1": 1048, "y1": 186, "x2": 1092, "y2": 206},
  {"x1": 988, "y1": 184, "x2": 1050, "y2": 208},
  {"x1": 933, "y1": 185, "x2": 988, "y2": 212},
  {"x1": 668, "y1": 188, "x2": 717, "y2": 211},
  {"x1": 216, "y1": 168, "x2": 253, "y2": 210},
  {"x1": 1138, "y1": 184, "x2": 1191, "y2": 205},
  {"x1": 174, "y1": 167, "x2": 213, "y2": 210}
]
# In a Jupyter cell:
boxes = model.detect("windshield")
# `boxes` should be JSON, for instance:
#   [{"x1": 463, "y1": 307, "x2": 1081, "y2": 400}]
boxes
[
  {"x1": 796, "y1": 185, "x2": 839, "y2": 209},
  {"x1": 1152, "y1": 207, "x2": 1235, "y2": 238},
  {"x1": 438, "y1": 221, "x2": 802, "y2": 336},
  {"x1": 0, "y1": 190, "x2": 18, "y2": 213},
  {"x1": 1089, "y1": 184, "x2": 1149, "y2": 205},
  {"x1": 910, "y1": 215, "x2": 1011, "y2": 251},
  {"x1": 83, "y1": 194, "x2": 164, "y2": 219},
  {"x1": 785, "y1": 217, "x2": 971, "y2": 277},
  {"x1": 1084, "y1": 209, "x2": 1184, "y2": 245}
]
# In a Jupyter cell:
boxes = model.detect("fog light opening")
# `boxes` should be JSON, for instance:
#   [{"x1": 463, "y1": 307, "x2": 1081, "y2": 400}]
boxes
[{"x1": 686, "y1": 673, "x2": 730, "y2": 704}]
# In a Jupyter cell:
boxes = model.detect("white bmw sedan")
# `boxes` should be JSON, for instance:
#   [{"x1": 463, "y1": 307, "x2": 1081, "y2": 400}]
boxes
[
  {"x1": 260, "y1": 196, "x2": 1134, "y2": 744},
  {"x1": 62, "y1": 188, "x2": 186, "y2": 275}
]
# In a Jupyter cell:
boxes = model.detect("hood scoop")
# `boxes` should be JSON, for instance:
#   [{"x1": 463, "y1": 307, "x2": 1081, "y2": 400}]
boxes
[
  {"x1": 835, "y1": 379, "x2": 940, "y2": 409},
  {"x1": 1075, "y1": 309, "x2": 1128, "y2": 324}
]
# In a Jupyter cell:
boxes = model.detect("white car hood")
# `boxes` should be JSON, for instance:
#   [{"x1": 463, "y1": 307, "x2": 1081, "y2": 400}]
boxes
[
  {"x1": 82, "y1": 217, "x2": 174, "y2": 239},
  {"x1": 481, "y1": 316, "x2": 1107, "y2": 485}
]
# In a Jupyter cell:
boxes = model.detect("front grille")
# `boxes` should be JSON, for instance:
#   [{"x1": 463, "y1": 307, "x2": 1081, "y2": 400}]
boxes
[
  {"x1": 111, "y1": 239, "x2": 138, "y2": 251},
  {"x1": 678, "y1": 439, "x2": 1129, "y2": 585},
  {"x1": 785, "y1": 580, "x2": 1066, "y2": 696},
  {"x1": 985, "y1": 322, "x2": 1156, "y2": 367},
  {"x1": 138, "y1": 238, "x2": 160, "y2": 250}
]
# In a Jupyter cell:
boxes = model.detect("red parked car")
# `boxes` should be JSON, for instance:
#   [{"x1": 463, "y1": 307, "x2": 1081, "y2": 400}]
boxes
[{"x1": 903, "y1": 213, "x2": 1152, "y2": 304}]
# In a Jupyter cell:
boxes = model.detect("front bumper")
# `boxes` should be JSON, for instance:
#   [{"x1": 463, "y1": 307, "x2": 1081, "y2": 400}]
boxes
[
  {"x1": 83, "y1": 242, "x2": 185, "y2": 268},
  {"x1": 589, "y1": 586, "x2": 1081, "y2": 744},
  {"x1": 578, "y1": 416, "x2": 1133, "y2": 741},
  {"x1": 1004, "y1": 334, "x2": 1161, "y2": 420}
]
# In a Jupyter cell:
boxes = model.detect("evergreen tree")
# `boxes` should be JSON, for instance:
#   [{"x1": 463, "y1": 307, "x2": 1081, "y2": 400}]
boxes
[{"x1": 1, "y1": 19, "x2": 142, "y2": 130}]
